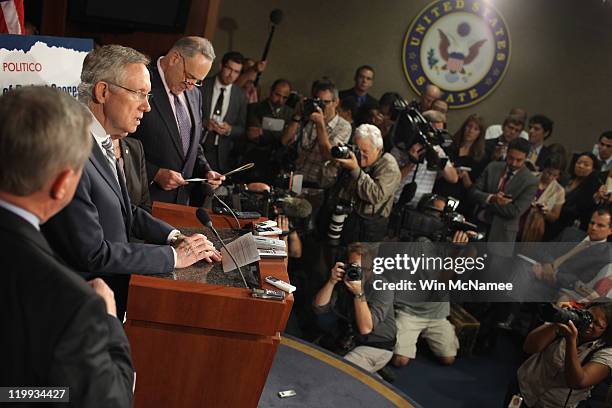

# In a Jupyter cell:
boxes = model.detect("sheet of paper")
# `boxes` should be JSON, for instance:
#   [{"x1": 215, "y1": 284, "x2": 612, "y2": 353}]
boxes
[
  {"x1": 221, "y1": 232, "x2": 261, "y2": 272},
  {"x1": 262, "y1": 116, "x2": 285, "y2": 132},
  {"x1": 184, "y1": 178, "x2": 209, "y2": 182}
]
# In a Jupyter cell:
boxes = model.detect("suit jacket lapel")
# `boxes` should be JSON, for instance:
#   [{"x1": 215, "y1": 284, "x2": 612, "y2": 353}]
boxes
[
  {"x1": 202, "y1": 78, "x2": 214, "y2": 120},
  {"x1": 89, "y1": 138, "x2": 127, "y2": 215},
  {"x1": 150, "y1": 69, "x2": 185, "y2": 160}
]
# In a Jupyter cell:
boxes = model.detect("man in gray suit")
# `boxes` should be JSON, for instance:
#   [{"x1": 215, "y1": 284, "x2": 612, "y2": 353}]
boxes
[
  {"x1": 130, "y1": 37, "x2": 224, "y2": 206},
  {"x1": 42, "y1": 45, "x2": 221, "y2": 319},
  {"x1": 470, "y1": 138, "x2": 538, "y2": 257},
  {"x1": 200, "y1": 51, "x2": 248, "y2": 174}
]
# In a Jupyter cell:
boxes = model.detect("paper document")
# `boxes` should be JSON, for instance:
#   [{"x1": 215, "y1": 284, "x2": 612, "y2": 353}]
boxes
[
  {"x1": 517, "y1": 254, "x2": 538, "y2": 265},
  {"x1": 262, "y1": 117, "x2": 285, "y2": 132},
  {"x1": 221, "y1": 232, "x2": 261, "y2": 272}
]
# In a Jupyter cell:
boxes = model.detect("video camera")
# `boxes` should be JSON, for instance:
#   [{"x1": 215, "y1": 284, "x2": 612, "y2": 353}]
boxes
[
  {"x1": 390, "y1": 99, "x2": 452, "y2": 170},
  {"x1": 399, "y1": 195, "x2": 484, "y2": 242},
  {"x1": 538, "y1": 303, "x2": 594, "y2": 333}
]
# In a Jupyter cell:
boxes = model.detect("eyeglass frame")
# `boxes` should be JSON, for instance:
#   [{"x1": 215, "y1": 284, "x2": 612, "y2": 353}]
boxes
[
  {"x1": 106, "y1": 81, "x2": 153, "y2": 102},
  {"x1": 178, "y1": 52, "x2": 204, "y2": 87}
]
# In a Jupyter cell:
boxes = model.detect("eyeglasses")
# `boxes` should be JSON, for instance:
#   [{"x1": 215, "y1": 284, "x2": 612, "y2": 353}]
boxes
[
  {"x1": 107, "y1": 81, "x2": 153, "y2": 102},
  {"x1": 320, "y1": 99, "x2": 333, "y2": 106},
  {"x1": 179, "y1": 53, "x2": 203, "y2": 87}
]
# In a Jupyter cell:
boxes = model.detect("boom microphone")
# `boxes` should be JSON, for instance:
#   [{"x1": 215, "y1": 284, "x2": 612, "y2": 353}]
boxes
[
  {"x1": 277, "y1": 197, "x2": 312, "y2": 219},
  {"x1": 270, "y1": 9, "x2": 283, "y2": 25},
  {"x1": 196, "y1": 208, "x2": 249, "y2": 288}
]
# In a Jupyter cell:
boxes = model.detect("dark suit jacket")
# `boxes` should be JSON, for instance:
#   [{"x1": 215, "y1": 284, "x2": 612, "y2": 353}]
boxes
[
  {"x1": 534, "y1": 144, "x2": 551, "y2": 171},
  {"x1": 130, "y1": 68, "x2": 212, "y2": 205},
  {"x1": 469, "y1": 162, "x2": 538, "y2": 255},
  {"x1": 42, "y1": 136, "x2": 175, "y2": 315},
  {"x1": 119, "y1": 137, "x2": 151, "y2": 212},
  {"x1": 0, "y1": 207, "x2": 134, "y2": 407},
  {"x1": 339, "y1": 88, "x2": 378, "y2": 106},
  {"x1": 200, "y1": 76, "x2": 248, "y2": 173},
  {"x1": 546, "y1": 227, "x2": 612, "y2": 289}
]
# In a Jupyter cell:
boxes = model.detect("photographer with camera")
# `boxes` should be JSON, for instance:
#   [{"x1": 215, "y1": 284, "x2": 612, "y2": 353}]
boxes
[
  {"x1": 281, "y1": 80, "x2": 351, "y2": 189},
  {"x1": 332, "y1": 124, "x2": 401, "y2": 244},
  {"x1": 390, "y1": 109, "x2": 458, "y2": 207},
  {"x1": 313, "y1": 243, "x2": 396, "y2": 374},
  {"x1": 505, "y1": 302, "x2": 612, "y2": 408}
]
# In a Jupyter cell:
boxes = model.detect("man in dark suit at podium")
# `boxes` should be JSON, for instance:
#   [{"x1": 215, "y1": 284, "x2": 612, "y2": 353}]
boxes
[
  {"x1": 0, "y1": 86, "x2": 134, "y2": 407},
  {"x1": 42, "y1": 45, "x2": 221, "y2": 319},
  {"x1": 130, "y1": 36, "x2": 224, "y2": 205}
]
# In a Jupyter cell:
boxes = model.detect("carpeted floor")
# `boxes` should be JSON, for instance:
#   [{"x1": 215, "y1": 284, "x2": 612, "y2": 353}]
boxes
[{"x1": 259, "y1": 336, "x2": 420, "y2": 408}]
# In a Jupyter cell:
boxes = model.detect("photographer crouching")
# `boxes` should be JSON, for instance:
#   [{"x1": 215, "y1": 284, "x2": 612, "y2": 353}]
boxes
[
  {"x1": 331, "y1": 124, "x2": 401, "y2": 244},
  {"x1": 505, "y1": 303, "x2": 612, "y2": 407},
  {"x1": 313, "y1": 243, "x2": 396, "y2": 374}
]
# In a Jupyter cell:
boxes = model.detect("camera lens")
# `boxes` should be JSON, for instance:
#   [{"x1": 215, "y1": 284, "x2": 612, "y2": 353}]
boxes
[{"x1": 331, "y1": 145, "x2": 349, "y2": 159}]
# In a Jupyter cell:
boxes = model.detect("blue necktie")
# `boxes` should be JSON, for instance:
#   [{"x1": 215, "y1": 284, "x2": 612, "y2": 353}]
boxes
[{"x1": 174, "y1": 94, "x2": 192, "y2": 155}]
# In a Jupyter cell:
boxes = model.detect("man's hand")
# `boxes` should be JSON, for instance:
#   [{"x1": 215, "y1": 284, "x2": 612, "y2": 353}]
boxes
[
  {"x1": 344, "y1": 278, "x2": 363, "y2": 296},
  {"x1": 335, "y1": 150, "x2": 359, "y2": 171},
  {"x1": 206, "y1": 170, "x2": 225, "y2": 189},
  {"x1": 276, "y1": 214, "x2": 290, "y2": 235},
  {"x1": 175, "y1": 233, "x2": 222, "y2": 268},
  {"x1": 216, "y1": 121, "x2": 232, "y2": 136},
  {"x1": 88, "y1": 278, "x2": 117, "y2": 317},
  {"x1": 452, "y1": 230, "x2": 470, "y2": 244},
  {"x1": 532, "y1": 263, "x2": 543, "y2": 280},
  {"x1": 247, "y1": 126, "x2": 263, "y2": 142},
  {"x1": 204, "y1": 119, "x2": 219, "y2": 133},
  {"x1": 329, "y1": 262, "x2": 346, "y2": 285},
  {"x1": 490, "y1": 192, "x2": 513, "y2": 206},
  {"x1": 458, "y1": 169, "x2": 473, "y2": 188},
  {"x1": 155, "y1": 168, "x2": 187, "y2": 191},
  {"x1": 533, "y1": 262, "x2": 556, "y2": 284},
  {"x1": 309, "y1": 109, "x2": 325, "y2": 127}
]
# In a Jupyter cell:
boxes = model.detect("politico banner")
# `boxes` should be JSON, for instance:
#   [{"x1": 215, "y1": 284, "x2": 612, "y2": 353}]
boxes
[{"x1": 0, "y1": 34, "x2": 93, "y2": 97}]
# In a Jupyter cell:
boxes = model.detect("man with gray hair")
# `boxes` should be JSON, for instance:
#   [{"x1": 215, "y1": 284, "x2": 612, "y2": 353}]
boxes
[
  {"x1": 130, "y1": 36, "x2": 224, "y2": 205},
  {"x1": 1, "y1": 86, "x2": 134, "y2": 407},
  {"x1": 333, "y1": 124, "x2": 401, "y2": 243},
  {"x1": 43, "y1": 45, "x2": 221, "y2": 319}
]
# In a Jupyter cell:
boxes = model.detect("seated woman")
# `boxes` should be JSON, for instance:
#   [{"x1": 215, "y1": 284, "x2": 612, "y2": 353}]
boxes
[
  {"x1": 545, "y1": 152, "x2": 601, "y2": 240},
  {"x1": 519, "y1": 154, "x2": 566, "y2": 242},
  {"x1": 434, "y1": 114, "x2": 487, "y2": 216},
  {"x1": 507, "y1": 303, "x2": 612, "y2": 408}
]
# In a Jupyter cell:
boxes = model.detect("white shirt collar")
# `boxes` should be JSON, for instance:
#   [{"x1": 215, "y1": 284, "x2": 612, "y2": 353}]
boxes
[
  {"x1": 214, "y1": 76, "x2": 232, "y2": 93},
  {"x1": 0, "y1": 198, "x2": 40, "y2": 230}
]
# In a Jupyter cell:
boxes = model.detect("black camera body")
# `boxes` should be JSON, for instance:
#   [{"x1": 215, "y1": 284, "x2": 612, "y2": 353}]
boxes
[
  {"x1": 539, "y1": 303, "x2": 594, "y2": 333},
  {"x1": 303, "y1": 97, "x2": 326, "y2": 119},
  {"x1": 331, "y1": 143, "x2": 361, "y2": 163},
  {"x1": 345, "y1": 263, "x2": 363, "y2": 281},
  {"x1": 390, "y1": 99, "x2": 452, "y2": 171}
]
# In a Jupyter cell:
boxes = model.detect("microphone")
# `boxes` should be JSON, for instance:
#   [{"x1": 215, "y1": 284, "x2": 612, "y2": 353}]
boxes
[
  {"x1": 196, "y1": 208, "x2": 249, "y2": 288},
  {"x1": 277, "y1": 197, "x2": 312, "y2": 219},
  {"x1": 213, "y1": 193, "x2": 241, "y2": 230},
  {"x1": 270, "y1": 9, "x2": 283, "y2": 25}
]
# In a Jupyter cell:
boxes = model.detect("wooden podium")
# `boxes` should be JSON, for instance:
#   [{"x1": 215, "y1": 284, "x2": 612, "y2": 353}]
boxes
[{"x1": 124, "y1": 202, "x2": 293, "y2": 408}]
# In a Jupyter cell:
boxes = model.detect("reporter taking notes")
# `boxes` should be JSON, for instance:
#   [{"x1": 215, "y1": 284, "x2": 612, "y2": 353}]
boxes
[
  {"x1": 41, "y1": 45, "x2": 221, "y2": 320},
  {"x1": 0, "y1": 87, "x2": 134, "y2": 407}
]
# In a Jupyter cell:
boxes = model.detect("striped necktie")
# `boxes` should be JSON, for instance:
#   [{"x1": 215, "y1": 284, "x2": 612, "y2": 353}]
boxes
[
  {"x1": 101, "y1": 136, "x2": 119, "y2": 184},
  {"x1": 174, "y1": 94, "x2": 192, "y2": 155}
]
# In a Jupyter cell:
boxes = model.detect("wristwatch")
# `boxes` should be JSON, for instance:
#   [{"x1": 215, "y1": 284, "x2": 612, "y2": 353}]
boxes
[{"x1": 354, "y1": 292, "x2": 366, "y2": 301}]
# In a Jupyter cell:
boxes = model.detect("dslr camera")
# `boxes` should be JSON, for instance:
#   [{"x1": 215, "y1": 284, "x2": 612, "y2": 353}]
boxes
[
  {"x1": 390, "y1": 99, "x2": 452, "y2": 170},
  {"x1": 344, "y1": 263, "x2": 363, "y2": 281},
  {"x1": 539, "y1": 303, "x2": 594, "y2": 333},
  {"x1": 303, "y1": 97, "x2": 326, "y2": 119},
  {"x1": 331, "y1": 143, "x2": 361, "y2": 162}
]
